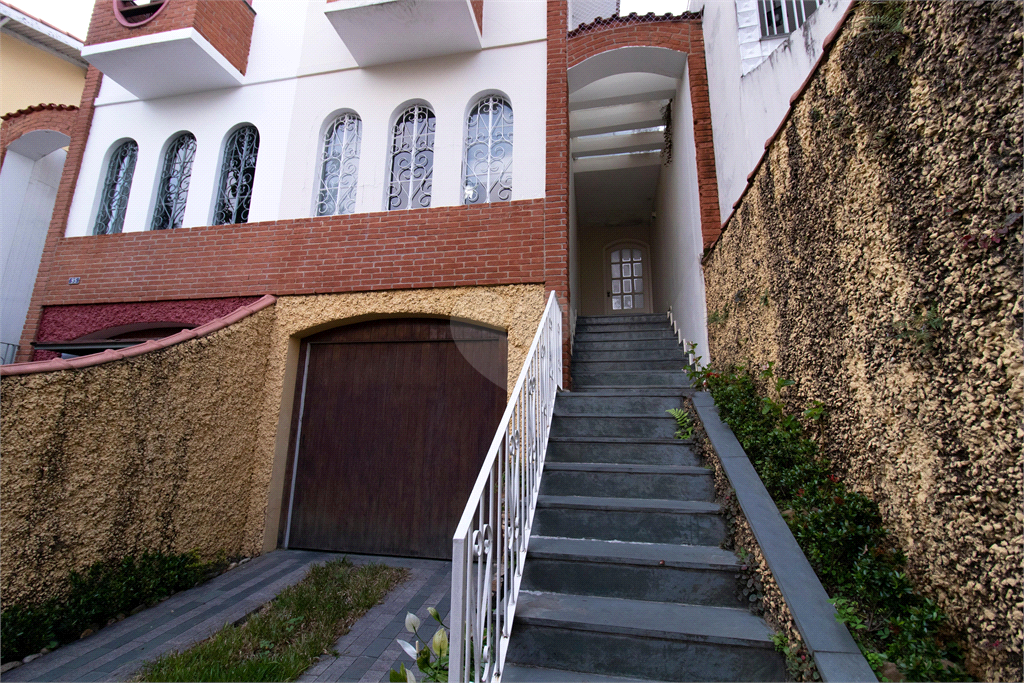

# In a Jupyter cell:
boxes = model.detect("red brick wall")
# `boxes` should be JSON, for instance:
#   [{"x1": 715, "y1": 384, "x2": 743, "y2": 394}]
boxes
[
  {"x1": 85, "y1": 0, "x2": 254, "y2": 75},
  {"x1": 547, "y1": 0, "x2": 571, "y2": 386},
  {"x1": 567, "y1": 17, "x2": 722, "y2": 247},
  {"x1": 471, "y1": 0, "x2": 483, "y2": 31},
  {"x1": 0, "y1": 106, "x2": 79, "y2": 168},
  {"x1": 35, "y1": 201, "x2": 547, "y2": 306},
  {"x1": 16, "y1": 67, "x2": 104, "y2": 362}
]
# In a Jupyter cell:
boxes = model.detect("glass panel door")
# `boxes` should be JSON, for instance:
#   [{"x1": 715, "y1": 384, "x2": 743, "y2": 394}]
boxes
[{"x1": 609, "y1": 247, "x2": 647, "y2": 313}]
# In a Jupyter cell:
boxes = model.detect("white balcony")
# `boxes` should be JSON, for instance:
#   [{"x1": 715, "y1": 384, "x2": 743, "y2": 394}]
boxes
[
  {"x1": 81, "y1": 29, "x2": 245, "y2": 100},
  {"x1": 324, "y1": 0, "x2": 482, "y2": 67}
]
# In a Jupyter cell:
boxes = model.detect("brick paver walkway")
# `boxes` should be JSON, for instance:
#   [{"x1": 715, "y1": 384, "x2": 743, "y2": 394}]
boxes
[{"x1": 1, "y1": 550, "x2": 452, "y2": 683}]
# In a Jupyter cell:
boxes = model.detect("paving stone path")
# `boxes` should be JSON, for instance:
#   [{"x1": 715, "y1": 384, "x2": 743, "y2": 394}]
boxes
[{"x1": 2, "y1": 550, "x2": 452, "y2": 683}]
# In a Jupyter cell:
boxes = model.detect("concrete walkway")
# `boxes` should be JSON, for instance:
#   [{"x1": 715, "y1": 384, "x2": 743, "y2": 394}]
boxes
[{"x1": 2, "y1": 550, "x2": 452, "y2": 683}]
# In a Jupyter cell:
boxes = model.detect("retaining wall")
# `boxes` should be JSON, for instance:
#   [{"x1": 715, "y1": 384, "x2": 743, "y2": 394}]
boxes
[{"x1": 701, "y1": 2, "x2": 1022, "y2": 679}]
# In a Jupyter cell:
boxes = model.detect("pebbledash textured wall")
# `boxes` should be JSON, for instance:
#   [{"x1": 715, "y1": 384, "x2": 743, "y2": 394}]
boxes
[
  {"x1": 0, "y1": 307, "x2": 274, "y2": 605},
  {"x1": 701, "y1": 2, "x2": 1022, "y2": 680},
  {"x1": 1, "y1": 284, "x2": 544, "y2": 604}
]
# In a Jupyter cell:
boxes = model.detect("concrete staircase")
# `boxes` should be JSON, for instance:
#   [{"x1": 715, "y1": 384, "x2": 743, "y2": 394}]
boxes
[{"x1": 503, "y1": 315, "x2": 786, "y2": 682}]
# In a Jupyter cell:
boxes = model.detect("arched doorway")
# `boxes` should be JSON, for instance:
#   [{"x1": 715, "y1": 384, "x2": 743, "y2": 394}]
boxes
[
  {"x1": 279, "y1": 317, "x2": 507, "y2": 558},
  {"x1": 604, "y1": 241, "x2": 653, "y2": 315}
]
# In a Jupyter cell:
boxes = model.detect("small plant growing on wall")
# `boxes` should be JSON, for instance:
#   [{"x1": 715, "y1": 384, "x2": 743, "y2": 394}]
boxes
[
  {"x1": 893, "y1": 304, "x2": 945, "y2": 353},
  {"x1": 707, "y1": 305, "x2": 729, "y2": 325}
]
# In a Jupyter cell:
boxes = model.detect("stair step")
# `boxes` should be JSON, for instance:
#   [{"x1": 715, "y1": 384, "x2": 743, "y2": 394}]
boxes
[
  {"x1": 574, "y1": 359, "x2": 689, "y2": 372},
  {"x1": 578, "y1": 315, "x2": 667, "y2": 324},
  {"x1": 546, "y1": 439, "x2": 700, "y2": 466},
  {"x1": 533, "y1": 496, "x2": 726, "y2": 545},
  {"x1": 554, "y1": 394, "x2": 684, "y2": 415},
  {"x1": 550, "y1": 415, "x2": 679, "y2": 439},
  {"x1": 523, "y1": 537, "x2": 740, "y2": 606},
  {"x1": 573, "y1": 371, "x2": 691, "y2": 387},
  {"x1": 506, "y1": 593, "x2": 787, "y2": 681},
  {"x1": 573, "y1": 348, "x2": 687, "y2": 362},
  {"x1": 574, "y1": 330, "x2": 677, "y2": 342},
  {"x1": 501, "y1": 664, "x2": 647, "y2": 682},
  {"x1": 540, "y1": 463, "x2": 714, "y2": 500},
  {"x1": 573, "y1": 338, "x2": 682, "y2": 352}
]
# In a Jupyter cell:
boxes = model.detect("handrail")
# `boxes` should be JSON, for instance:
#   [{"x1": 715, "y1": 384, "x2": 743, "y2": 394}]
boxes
[{"x1": 450, "y1": 291, "x2": 562, "y2": 683}]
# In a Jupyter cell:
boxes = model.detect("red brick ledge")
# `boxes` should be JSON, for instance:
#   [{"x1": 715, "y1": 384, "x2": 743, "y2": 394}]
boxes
[
  {"x1": 1, "y1": 103, "x2": 79, "y2": 121},
  {"x1": 0, "y1": 294, "x2": 276, "y2": 376},
  {"x1": 568, "y1": 11, "x2": 702, "y2": 38},
  {"x1": 705, "y1": 0, "x2": 858, "y2": 261}
]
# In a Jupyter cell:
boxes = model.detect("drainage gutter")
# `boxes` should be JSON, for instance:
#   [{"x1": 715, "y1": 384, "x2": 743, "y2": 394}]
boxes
[{"x1": 691, "y1": 391, "x2": 876, "y2": 682}]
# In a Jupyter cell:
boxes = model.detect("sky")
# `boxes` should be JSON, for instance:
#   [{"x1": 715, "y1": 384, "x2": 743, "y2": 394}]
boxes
[{"x1": 5, "y1": 0, "x2": 692, "y2": 44}]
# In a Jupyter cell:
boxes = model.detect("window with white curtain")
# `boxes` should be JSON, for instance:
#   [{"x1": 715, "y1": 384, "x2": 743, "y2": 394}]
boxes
[
  {"x1": 462, "y1": 95, "x2": 513, "y2": 205},
  {"x1": 316, "y1": 113, "x2": 362, "y2": 216},
  {"x1": 151, "y1": 132, "x2": 197, "y2": 230}
]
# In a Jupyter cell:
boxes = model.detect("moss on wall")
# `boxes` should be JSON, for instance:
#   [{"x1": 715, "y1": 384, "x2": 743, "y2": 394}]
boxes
[
  {"x1": 701, "y1": 2, "x2": 1022, "y2": 679},
  {"x1": 1, "y1": 284, "x2": 547, "y2": 606}
]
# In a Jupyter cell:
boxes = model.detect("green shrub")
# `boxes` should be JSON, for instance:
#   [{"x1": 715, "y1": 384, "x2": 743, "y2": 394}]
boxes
[
  {"x1": 1, "y1": 551, "x2": 225, "y2": 663},
  {"x1": 688, "y1": 357, "x2": 971, "y2": 682}
]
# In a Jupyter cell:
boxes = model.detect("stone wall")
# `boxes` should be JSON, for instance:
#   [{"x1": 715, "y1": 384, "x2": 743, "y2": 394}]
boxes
[{"x1": 701, "y1": 2, "x2": 1022, "y2": 679}]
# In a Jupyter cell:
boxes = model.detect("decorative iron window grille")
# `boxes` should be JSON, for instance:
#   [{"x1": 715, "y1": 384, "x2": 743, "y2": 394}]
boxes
[
  {"x1": 387, "y1": 105, "x2": 435, "y2": 211},
  {"x1": 151, "y1": 132, "x2": 197, "y2": 230},
  {"x1": 94, "y1": 140, "x2": 138, "y2": 235},
  {"x1": 462, "y1": 96, "x2": 513, "y2": 205},
  {"x1": 213, "y1": 125, "x2": 260, "y2": 225},
  {"x1": 316, "y1": 113, "x2": 362, "y2": 216},
  {"x1": 759, "y1": 0, "x2": 823, "y2": 38},
  {"x1": 113, "y1": 0, "x2": 168, "y2": 27}
]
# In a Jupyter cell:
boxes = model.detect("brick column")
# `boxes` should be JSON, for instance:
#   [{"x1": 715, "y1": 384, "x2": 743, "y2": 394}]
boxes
[{"x1": 546, "y1": 0, "x2": 572, "y2": 388}]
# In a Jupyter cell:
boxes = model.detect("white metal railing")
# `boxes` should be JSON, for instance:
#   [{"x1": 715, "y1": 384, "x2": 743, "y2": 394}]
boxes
[
  {"x1": 450, "y1": 291, "x2": 563, "y2": 683},
  {"x1": 760, "y1": 0, "x2": 824, "y2": 38}
]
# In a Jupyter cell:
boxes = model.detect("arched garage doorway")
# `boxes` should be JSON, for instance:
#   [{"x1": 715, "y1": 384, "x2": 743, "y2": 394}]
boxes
[{"x1": 278, "y1": 317, "x2": 506, "y2": 559}]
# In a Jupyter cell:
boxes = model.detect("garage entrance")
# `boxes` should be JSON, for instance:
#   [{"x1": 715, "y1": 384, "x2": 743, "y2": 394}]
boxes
[{"x1": 279, "y1": 318, "x2": 506, "y2": 559}]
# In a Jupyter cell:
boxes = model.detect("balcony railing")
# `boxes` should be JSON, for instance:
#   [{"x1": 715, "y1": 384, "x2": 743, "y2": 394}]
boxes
[
  {"x1": 759, "y1": 0, "x2": 824, "y2": 38},
  {"x1": 450, "y1": 291, "x2": 562, "y2": 683}
]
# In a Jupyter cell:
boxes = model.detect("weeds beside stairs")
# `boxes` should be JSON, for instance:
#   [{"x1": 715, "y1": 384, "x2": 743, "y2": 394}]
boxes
[{"x1": 503, "y1": 314, "x2": 786, "y2": 682}]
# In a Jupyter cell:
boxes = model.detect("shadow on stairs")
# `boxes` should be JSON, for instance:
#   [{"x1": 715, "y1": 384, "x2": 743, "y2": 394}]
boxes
[{"x1": 503, "y1": 314, "x2": 787, "y2": 682}]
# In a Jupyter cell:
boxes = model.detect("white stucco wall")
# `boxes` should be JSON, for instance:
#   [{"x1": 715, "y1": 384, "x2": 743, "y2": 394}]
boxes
[
  {"x1": 650, "y1": 60, "x2": 708, "y2": 363},
  {"x1": 0, "y1": 148, "x2": 66, "y2": 353},
  {"x1": 66, "y1": 0, "x2": 546, "y2": 237},
  {"x1": 689, "y1": 0, "x2": 850, "y2": 218}
]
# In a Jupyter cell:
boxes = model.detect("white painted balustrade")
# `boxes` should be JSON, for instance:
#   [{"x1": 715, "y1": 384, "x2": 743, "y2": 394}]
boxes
[{"x1": 450, "y1": 291, "x2": 563, "y2": 683}]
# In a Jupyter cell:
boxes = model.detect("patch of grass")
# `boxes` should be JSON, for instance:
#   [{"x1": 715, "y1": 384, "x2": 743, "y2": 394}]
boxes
[
  {"x1": 1, "y1": 551, "x2": 227, "y2": 663},
  {"x1": 139, "y1": 559, "x2": 408, "y2": 682}
]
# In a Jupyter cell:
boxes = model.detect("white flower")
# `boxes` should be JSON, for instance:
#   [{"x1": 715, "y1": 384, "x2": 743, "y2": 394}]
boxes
[
  {"x1": 432, "y1": 627, "x2": 449, "y2": 658},
  {"x1": 405, "y1": 612, "x2": 421, "y2": 633},
  {"x1": 397, "y1": 639, "x2": 418, "y2": 660}
]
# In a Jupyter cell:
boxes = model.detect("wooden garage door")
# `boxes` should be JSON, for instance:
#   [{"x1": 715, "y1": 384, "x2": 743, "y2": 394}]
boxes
[{"x1": 280, "y1": 318, "x2": 506, "y2": 559}]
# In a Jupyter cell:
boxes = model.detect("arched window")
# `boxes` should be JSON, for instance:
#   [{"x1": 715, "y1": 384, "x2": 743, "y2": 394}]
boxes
[
  {"x1": 463, "y1": 95, "x2": 513, "y2": 205},
  {"x1": 316, "y1": 113, "x2": 361, "y2": 216},
  {"x1": 387, "y1": 105, "x2": 435, "y2": 210},
  {"x1": 151, "y1": 132, "x2": 197, "y2": 230},
  {"x1": 213, "y1": 125, "x2": 260, "y2": 225},
  {"x1": 94, "y1": 140, "x2": 138, "y2": 235}
]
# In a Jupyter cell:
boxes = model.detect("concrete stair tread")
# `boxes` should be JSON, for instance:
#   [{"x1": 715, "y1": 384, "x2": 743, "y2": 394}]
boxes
[
  {"x1": 559, "y1": 388, "x2": 690, "y2": 397},
  {"x1": 578, "y1": 315, "x2": 666, "y2": 323},
  {"x1": 537, "y1": 495, "x2": 720, "y2": 514},
  {"x1": 501, "y1": 664, "x2": 649, "y2": 682},
  {"x1": 544, "y1": 462, "x2": 711, "y2": 476},
  {"x1": 549, "y1": 435, "x2": 693, "y2": 444},
  {"x1": 515, "y1": 592, "x2": 776, "y2": 649},
  {"x1": 552, "y1": 412, "x2": 677, "y2": 419},
  {"x1": 528, "y1": 536, "x2": 743, "y2": 570}
]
